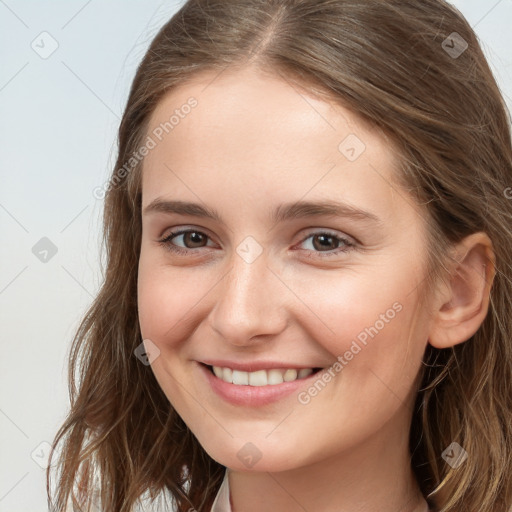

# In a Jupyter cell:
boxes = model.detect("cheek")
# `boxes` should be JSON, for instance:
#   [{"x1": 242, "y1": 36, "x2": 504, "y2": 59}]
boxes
[
  {"x1": 136, "y1": 254, "x2": 209, "y2": 405},
  {"x1": 289, "y1": 275, "x2": 427, "y2": 441},
  {"x1": 137, "y1": 253, "x2": 215, "y2": 349},
  {"x1": 286, "y1": 267, "x2": 428, "y2": 388}
]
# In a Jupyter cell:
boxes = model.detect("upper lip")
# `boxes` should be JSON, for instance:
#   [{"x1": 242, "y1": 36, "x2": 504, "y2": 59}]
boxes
[{"x1": 200, "y1": 360, "x2": 322, "y2": 372}]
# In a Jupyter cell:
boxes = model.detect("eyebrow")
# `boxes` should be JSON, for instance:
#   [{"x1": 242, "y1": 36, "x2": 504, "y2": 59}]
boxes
[{"x1": 142, "y1": 198, "x2": 382, "y2": 225}]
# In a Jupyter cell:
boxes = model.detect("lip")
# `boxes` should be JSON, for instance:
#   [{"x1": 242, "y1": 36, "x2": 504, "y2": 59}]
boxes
[{"x1": 197, "y1": 362, "x2": 324, "y2": 407}]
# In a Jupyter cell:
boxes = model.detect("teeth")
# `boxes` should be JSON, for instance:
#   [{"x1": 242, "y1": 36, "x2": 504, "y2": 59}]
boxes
[
  {"x1": 223, "y1": 367, "x2": 233, "y2": 382},
  {"x1": 232, "y1": 370, "x2": 249, "y2": 385},
  {"x1": 268, "y1": 369, "x2": 285, "y2": 385},
  {"x1": 248, "y1": 370, "x2": 267, "y2": 386},
  {"x1": 283, "y1": 369, "x2": 297, "y2": 382},
  {"x1": 211, "y1": 366, "x2": 316, "y2": 386}
]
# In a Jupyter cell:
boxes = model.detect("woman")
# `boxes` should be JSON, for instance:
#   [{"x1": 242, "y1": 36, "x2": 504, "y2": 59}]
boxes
[{"x1": 48, "y1": 1, "x2": 512, "y2": 511}]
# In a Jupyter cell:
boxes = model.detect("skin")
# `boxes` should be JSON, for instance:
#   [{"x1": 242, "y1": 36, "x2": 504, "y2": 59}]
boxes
[{"x1": 137, "y1": 64, "x2": 494, "y2": 512}]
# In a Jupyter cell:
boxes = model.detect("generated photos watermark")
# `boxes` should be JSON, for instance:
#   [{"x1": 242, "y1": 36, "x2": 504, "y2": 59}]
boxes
[
  {"x1": 93, "y1": 97, "x2": 198, "y2": 200},
  {"x1": 297, "y1": 301, "x2": 403, "y2": 405}
]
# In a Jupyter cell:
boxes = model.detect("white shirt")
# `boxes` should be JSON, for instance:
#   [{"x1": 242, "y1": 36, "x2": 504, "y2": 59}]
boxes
[
  {"x1": 210, "y1": 468, "x2": 432, "y2": 512},
  {"x1": 210, "y1": 468, "x2": 232, "y2": 512}
]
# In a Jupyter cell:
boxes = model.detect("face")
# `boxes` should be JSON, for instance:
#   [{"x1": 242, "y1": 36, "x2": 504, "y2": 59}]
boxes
[{"x1": 137, "y1": 65, "x2": 434, "y2": 472}]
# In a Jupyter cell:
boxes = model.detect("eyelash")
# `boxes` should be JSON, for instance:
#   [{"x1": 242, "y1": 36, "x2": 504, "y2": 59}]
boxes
[{"x1": 157, "y1": 228, "x2": 356, "y2": 259}]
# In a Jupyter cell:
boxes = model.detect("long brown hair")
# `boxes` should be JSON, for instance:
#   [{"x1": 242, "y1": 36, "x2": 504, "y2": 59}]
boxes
[{"x1": 47, "y1": 1, "x2": 512, "y2": 510}]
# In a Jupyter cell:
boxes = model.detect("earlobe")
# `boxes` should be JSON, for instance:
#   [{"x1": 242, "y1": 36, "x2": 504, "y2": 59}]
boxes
[{"x1": 428, "y1": 232, "x2": 495, "y2": 349}]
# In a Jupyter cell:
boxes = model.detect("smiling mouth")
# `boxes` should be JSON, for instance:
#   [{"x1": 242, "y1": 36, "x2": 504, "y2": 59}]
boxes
[{"x1": 203, "y1": 363, "x2": 323, "y2": 386}]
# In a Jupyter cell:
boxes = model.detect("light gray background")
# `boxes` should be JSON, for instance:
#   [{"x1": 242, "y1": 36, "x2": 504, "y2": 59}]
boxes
[{"x1": 1, "y1": 1, "x2": 511, "y2": 510}]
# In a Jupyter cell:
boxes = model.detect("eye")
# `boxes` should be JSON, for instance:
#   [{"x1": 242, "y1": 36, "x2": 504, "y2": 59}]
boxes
[
  {"x1": 157, "y1": 228, "x2": 356, "y2": 259},
  {"x1": 296, "y1": 231, "x2": 355, "y2": 258},
  {"x1": 158, "y1": 229, "x2": 215, "y2": 255}
]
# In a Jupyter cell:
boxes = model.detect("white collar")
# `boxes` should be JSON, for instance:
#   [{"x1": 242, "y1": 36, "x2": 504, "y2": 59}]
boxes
[{"x1": 210, "y1": 468, "x2": 231, "y2": 512}]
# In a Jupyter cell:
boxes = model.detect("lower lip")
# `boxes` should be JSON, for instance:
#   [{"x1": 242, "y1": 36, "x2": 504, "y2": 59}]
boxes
[{"x1": 198, "y1": 362, "x2": 322, "y2": 407}]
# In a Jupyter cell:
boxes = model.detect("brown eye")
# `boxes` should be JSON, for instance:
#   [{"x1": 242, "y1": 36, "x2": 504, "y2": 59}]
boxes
[
  {"x1": 311, "y1": 234, "x2": 342, "y2": 251},
  {"x1": 158, "y1": 229, "x2": 214, "y2": 255},
  {"x1": 181, "y1": 231, "x2": 208, "y2": 248},
  {"x1": 298, "y1": 231, "x2": 355, "y2": 259}
]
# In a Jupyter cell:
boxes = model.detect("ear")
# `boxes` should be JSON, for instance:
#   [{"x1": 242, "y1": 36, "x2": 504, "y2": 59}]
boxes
[{"x1": 428, "y1": 232, "x2": 495, "y2": 349}]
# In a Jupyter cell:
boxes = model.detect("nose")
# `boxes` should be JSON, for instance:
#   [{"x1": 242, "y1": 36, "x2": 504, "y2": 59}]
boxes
[{"x1": 207, "y1": 247, "x2": 288, "y2": 346}]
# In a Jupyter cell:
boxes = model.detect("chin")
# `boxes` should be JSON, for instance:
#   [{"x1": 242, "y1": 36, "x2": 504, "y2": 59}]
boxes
[{"x1": 200, "y1": 439, "x2": 304, "y2": 473}]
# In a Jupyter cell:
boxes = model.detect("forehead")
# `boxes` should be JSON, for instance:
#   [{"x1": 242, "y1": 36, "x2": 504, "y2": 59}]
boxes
[
  {"x1": 141, "y1": 65, "x2": 408, "y2": 224},
  {"x1": 146, "y1": 65, "x2": 387, "y2": 157}
]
